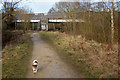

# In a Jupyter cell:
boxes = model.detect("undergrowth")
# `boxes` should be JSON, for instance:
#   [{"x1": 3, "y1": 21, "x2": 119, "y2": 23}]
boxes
[
  {"x1": 2, "y1": 32, "x2": 33, "y2": 78},
  {"x1": 39, "y1": 31, "x2": 118, "y2": 78}
]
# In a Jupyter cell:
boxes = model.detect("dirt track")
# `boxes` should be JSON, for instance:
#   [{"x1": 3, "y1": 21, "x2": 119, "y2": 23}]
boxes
[{"x1": 26, "y1": 33, "x2": 83, "y2": 78}]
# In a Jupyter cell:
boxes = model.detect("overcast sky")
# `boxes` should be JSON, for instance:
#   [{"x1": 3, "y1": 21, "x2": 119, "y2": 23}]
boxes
[
  {"x1": 0, "y1": 0, "x2": 119, "y2": 13},
  {"x1": 19, "y1": 1, "x2": 60, "y2": 13},
  {"x1": 18, "y1": 0, "x2": 120, "y2": 13}
]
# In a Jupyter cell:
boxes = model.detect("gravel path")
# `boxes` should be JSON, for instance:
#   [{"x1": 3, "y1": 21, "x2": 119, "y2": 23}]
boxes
[{"x1": 26, "y1": 32, "x2": 83, "y2": 78}]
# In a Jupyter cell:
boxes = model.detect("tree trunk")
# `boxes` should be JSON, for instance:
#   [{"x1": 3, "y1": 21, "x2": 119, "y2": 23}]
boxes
[{"x1": 111, "y1": 2, "x2": 114, "y2": 45}]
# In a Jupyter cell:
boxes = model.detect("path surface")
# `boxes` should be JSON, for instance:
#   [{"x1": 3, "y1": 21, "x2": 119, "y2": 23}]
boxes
[{"x1": 26, "y1": 33, "x2": 83, "y2": 78}]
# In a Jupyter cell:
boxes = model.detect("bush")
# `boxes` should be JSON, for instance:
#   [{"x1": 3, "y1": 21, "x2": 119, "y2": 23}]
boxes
[{"x1": 2, "y1": 30, "x2": 24, "y2": 48}]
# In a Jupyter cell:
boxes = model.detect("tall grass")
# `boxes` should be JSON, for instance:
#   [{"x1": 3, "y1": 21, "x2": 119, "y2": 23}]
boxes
[
  {"x1": 39, "y1": 31, "x2": 118, "y2": 78},
  {"x1": 2, "y1": 32, "x2": 33, "y2": 78}
]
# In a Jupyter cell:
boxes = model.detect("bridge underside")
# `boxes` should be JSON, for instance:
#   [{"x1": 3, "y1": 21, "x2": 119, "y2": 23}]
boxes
[
  {"x1": 48, "y1": 19, "x2": 85, "y2": 23},
  {"x1": 16, "y1": 19, "x2": 85, "y2": 31}
]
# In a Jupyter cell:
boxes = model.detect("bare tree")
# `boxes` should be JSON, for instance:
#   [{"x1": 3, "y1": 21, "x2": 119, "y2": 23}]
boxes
[
  {"x1": 48, "y1": 1, "x2": 118, "y2": 44},
  {"x1": 111, "y1": 2, "x2": 114, "y2": 44},
  {"x1": 15, "y1": 7, "x2": 33, "y2": 32},
  {"x1": 1, "y1": 0, "x2": 22, "y2": 29}
]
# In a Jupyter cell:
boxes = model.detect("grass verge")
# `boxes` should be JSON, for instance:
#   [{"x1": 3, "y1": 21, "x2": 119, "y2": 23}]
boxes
[
  {"x1": 39, "y1": 31, "x2": 118, "y2": 78},
  {"x1": 2, "y1": 32, "x2": 33, "y2": 78}
]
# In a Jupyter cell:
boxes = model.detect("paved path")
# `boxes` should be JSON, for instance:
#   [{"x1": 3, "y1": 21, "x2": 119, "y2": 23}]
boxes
[{"x1": 26, "y1": 33, "x2": 83, "y2": 78}]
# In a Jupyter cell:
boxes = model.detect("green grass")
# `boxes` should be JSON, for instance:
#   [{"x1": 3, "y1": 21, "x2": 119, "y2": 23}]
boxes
[{"x1": 2, "y1": 33, "x2": 33, "y2": 78}]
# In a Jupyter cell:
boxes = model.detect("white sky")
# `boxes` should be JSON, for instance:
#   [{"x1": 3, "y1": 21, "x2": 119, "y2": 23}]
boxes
[{"x1": 0, "y1": 0, "x2": 120, "y2": 13}]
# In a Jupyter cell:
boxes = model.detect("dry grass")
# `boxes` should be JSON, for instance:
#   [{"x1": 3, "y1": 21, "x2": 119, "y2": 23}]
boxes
[
  {"x1": 40, "y1": 31, "x2": 118, "y2": 78},
  {"x1": 2, "y1": 31, "x2": 33, "y2": 78}
]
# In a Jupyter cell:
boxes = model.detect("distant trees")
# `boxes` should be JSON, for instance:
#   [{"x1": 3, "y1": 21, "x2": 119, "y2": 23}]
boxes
[
  {"x1": 48, "y1": 1, "x2": 119, "y2": 44},
  {"x1": 15, "y1": 8, "x2": 33, "y2": 33},
  {"x1": 1, "y1": 0, "x2": 22, "y2": 29},
  {"x1": 1, "y1": 0, "x2": 33, "y2": 31},
  {"x1": 1, "y1": 0, "x2": 34, "y2": 48}
]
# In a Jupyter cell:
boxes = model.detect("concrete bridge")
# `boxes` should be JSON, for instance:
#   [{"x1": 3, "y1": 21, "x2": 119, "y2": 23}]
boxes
[{"x1": 16, "y1": 13, "x2": 85, "y2": 31}]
